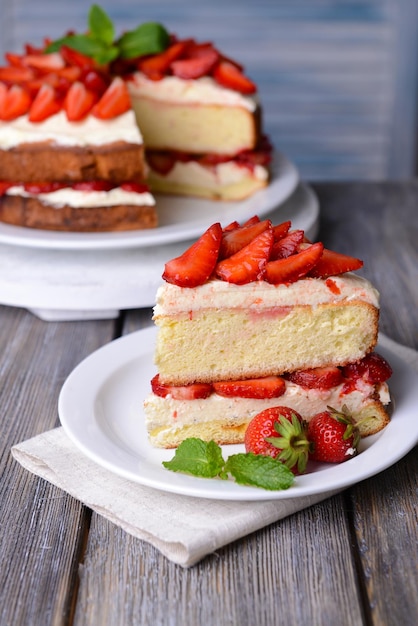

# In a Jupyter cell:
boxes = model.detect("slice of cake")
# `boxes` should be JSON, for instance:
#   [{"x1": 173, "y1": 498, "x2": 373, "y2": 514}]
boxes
[{"x1": 144, "y1": 216, "x2": 392, "y2": 448}]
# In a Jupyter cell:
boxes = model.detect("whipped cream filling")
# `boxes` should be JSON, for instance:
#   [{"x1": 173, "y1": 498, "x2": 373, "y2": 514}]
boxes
[
  {"x1": 154, "y1": 274, "x2": 380, "y2": 317},
  {"x1": 144, "y1": 381, "x2": 390, "y2": 430},
  {"x1": 0, "y1": 110, "x2": 143, "y2": 149},
  {"x1": 6, "y1": 185, "x2": 155, "y2": 208},
  {"x1": 150, "y1": 160, "x2": 268, "y2": 186},
  {"x1": 128, "y1": 73, "x2": 258, "y2": 112}
]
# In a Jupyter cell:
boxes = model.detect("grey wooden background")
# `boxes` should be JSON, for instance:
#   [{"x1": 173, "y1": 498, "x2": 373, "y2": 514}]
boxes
[{"x1": 1, "y1": 0, "x2": 417, "y2": 181}]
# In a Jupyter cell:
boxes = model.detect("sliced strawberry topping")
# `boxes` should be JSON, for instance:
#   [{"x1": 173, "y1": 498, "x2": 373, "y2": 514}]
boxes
[
  {"x1": 309, "y1": 248, "x2": 363, "y2": 278},
  {"x1": 212, "y1": 60, "x2": 256, "y2": 94},
  {"x1": 72, "y1": 181, "x2": 114, "y2": 192},
  {"x1": 265, "y1": 242, "x2": 324, "y2": 284},
  {"x1": 63, "y1": 81, "x2": 96, "y2": 121},
  {"x1": 0, "y1": 84, "x2": 31, "y2": 120},
  {"x1": 22, "y1": 52, "x2": 65, "y2": 71},
  {"x1": 138, "y1": 40, "x2": 192, "y2": 79},
  {"x1": 342, "y1": 352, "x2": 393, "y2": 384},
  {"x1": 28, "y1": 84, "x2": 62, "y2": 122},
  {"x1": 213, "y1": 376, "x2": 286, "y2": 399},
  {"x1": 92, "y1": 77, "x2": 131, "y2": 119},
  {"x1": 151, "y1": 374, "x2": 213, "y2": 400},
  {"x1": 286, "y1": 366, "x2": 343, "y2": 390},
  {"x1": 219, "y1": 219, "x2": 272, "y2": 259},
  {"x1": 215, "y1": 228, "x2": 274, "y2": 284},
  {"x1": 0, "y1": 182, "x2": 14, "y2": 196},
  {"x1": 270, "y1": 229, "x2": 305, "y2": 260},
  {"x1": 80, "y1": 69, "x2": 110, "y2": 95},
  {"x1": 0, "y1": 65, "x2": 35, "y2": 83},
  {"x1": 23, "y1": 182, "x2": 68, "y2": 194},
  {"x1": 163, "y1": 222, "x2": 223, "y2": 288},
  {"x1": 120, "y1": 182, "x2": 149, "y2": 193},
  {"x1": 272, "y1": 220, "x2": 291, "y2": 241},
  {"x1": 171, "y1": 46, "x2": 219, "y2": 79},
  {"x1": 60, "y1": 46, "x2": 96, "y2": 70}
]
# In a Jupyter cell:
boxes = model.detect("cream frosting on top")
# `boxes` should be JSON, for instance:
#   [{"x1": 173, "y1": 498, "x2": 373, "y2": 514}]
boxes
[
  {"x1": 0, "y1": 110, "x2": 143, "y2": 149},
  {"x1": 128, "y1": 72, "x2": 258, "y2": 112},
  {"x1": 153, "y1": 273, "x2": 380, "y2": 317}
]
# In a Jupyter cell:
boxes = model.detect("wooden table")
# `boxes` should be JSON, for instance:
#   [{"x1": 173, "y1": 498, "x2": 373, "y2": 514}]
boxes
[{"x1": 1, "y1": 182, "x2": 417, "y2": 626}]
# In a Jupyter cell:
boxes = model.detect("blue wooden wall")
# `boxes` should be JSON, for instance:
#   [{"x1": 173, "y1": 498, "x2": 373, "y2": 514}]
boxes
[{"x1": 1, "y1": 0, "x2": 417, "y2": 181}]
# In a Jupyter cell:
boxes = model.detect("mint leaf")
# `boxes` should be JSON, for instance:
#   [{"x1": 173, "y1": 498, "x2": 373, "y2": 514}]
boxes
[
  {"x1": 225, "y1": 453, "x2": 294, "y2": 490},
  {"x1": 117, "y1": 22, "x2": 170, "y2": 59},
  {"x1": 162, "y1": 438, "x2": 225, "y2": 478},
  {"x1": 89, "y1": 4, "x2": 115, "y2": 46}
]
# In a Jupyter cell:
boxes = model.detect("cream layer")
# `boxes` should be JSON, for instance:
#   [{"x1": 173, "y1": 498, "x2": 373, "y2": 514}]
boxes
[
  {"x1": 153, "y1": 274, "x2": 380, "y2": 318},
  {"x1": 0, "y1": 110, "x2": 143, "y2": 149},
  {"x1": 6, "y1": 185, "x2": 155, "y2": 208},
  {"x1": 128, "y1": 73, "x2": 258, "y2": 112},
  {"x1": 149, "y1": 160, "x2": 268, "y2": 188}
]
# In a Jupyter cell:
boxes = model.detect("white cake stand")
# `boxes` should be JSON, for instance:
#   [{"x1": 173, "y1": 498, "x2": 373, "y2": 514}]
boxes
[{"x1": 0, "y1": 182, "x2": 319, "y2": 321}]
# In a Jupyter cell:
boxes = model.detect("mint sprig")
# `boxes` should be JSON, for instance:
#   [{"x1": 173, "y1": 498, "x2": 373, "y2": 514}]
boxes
[
  {"x1": 45, "y1": 4, "x2": 170, "y2": 65},
  {"x1": 163, "y1": 438, "x2": 295, "y2": 491}
]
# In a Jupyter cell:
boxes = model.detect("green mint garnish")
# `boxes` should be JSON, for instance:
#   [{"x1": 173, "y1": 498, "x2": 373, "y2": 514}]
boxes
[
  {"x1": 162, "y1": 438, "x2": 295, "y2": 491},
  {"x1": 162, "y1": 438, "x2": 226, "y2": 479},
  {"x1": 45, "y1": 4, "x2": 170, "y2": 64}
]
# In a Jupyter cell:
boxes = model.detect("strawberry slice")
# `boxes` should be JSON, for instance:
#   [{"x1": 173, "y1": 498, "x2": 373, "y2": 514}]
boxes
[
  {"x1": 120, "y1": 182, "x2": 150, "y2": 193},
  {"x1": 219, "y1": 218, "x2": 272, "y2": 259},
  {"x1": 272, "y1": 220, "x2": 291, "y2": 241},
  {"x1": 60, "y1": 45, "x2": 95, "y2": 70},
  {"x1": 212, "y1": 60, "x2": 256, "y2": 94},
  {"x1": 215, "y1": 228, "x2": 274, "y2": 284},
  {"x1": 0, "y1": 84, "x2": 31, "y2": 120},
  {"x1": 171, "y1": 47, "x2": 219, "y2": 79},
  {"x1": 151, "y1": 374, "x2": 213, "y2": 400},
  {"x1": 72, "y1": 181, "x2": 114, "y2": 192},
  {"x1": 213, "y1": 376, "x2": 286, "y2": 399},
  {"x1": 265, "y1": 242, "x2": 324, "y2": 284},
  {"x1": 0, "y1": 182, "x2": 13, "y2": 196},
  {"x1": 23, "y1": 182, "x2": 67, "y2": 194},
  {"x1": 80, "y1": 69, "x2": 110, "y2": 95},
  {"x1": 0, "y1": 66, "x2": 35, "y2": 83},
  {"x1": 93, "y1": 77, "x2": 131, "y2": 119},
  {"x1": 22, "y1": 52, "x2": 65, "y2": 71},
  {"x1": 28, "y1": 84, "x2": 61, "y2": 122},
  {"x1": 146, "y1": 150, "x2": 176, "y2": 175},
  {"x1": 342, "y1": 352, "x2": 393, "y2": 384},
  {"x1": 163, "y1": 222, "x2": 223, "y2": 288},
  {"x1": 308, "y1": 248, "x2": 363, "y2": 278},
  {"x1": 63, "y1": 81, "x2": 96, "y2": 121},
  {"x1": 286, "y1": 366, "x2": 343, "y2": 390},
  {"x1": 270, "y1": 229, "x2": 305, "y2": 260},
  {"x1": 138, "y1": 40, "x2": 192, "y2": 79}
]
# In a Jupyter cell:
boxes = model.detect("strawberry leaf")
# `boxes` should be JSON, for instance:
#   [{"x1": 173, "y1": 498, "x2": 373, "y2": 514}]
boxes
[
  {"x1": 117, "y1": 22, "x2": 170, "y2": 59},
  {"x1": 88, "y1": 4, "x2": 115, "y2": 47},
  {"x1": 225, "y1": 453, "x2": 294, "y2": 490}
]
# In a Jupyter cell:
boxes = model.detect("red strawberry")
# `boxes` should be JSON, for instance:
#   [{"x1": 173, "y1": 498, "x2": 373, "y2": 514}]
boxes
[
  {"x1": 71, "y1": 181, "x2": 114, "y2": 192},
  {"x1": 0, "y1": 182, "x2": 13, "y2": 196},
  {"x1": 28, "y1": 84, "x2": 61, "y2": 122},
  {"x1": 93, "y1": 77, "x2": 131, "y2": 119},
  {"x1": 213, "y1": 376, "x2": 286, "y2": 399},
  {"x1": 342, "y1": 352, "x2": 393, "y2": 384},
  {"x1": 171, "y1": 47, "x2": 219, "y2": 79},
  {"x1": 120, "y1": 182, "x2": 149, "y2": 193},
  {"x1": 270, "y1": 229, "x2": 305, "y2": 260},
  {"x1": 151, "y1": 374, "x2": 213, "y2": 400},
  {"x1": 146, "y1": 151, "x2": 176, "y2": 175},
  {"x1": 215, "y1": 228, "x2": 274, "y2": 284},
  {"x1": 307, "y1": 407, "x2": 359, "y2": 463},
  {"x1": 60, "y1": 46, "x2": 95, "y2": 70},
  {"x1": 219, "y1": 218, "x2": 272, "y2": 259},
  {"x1": 23, "y1": 182, "x2": 67, "y2": 194},
  {"x1": 265, "y1": 242, "x2": 324, "y2": 284},
  {"x1": 22, "y1": 52, "x2": 65, "y2": 71},
  {"x1": 244, "y1": 406, "x2": 310, "y2": 473},
  {"x1": 272, "y1": 220, "x2": 291, "y2": 240},
  {"x1": 138, "y1": 40, "x2": 192, "y2": 79},
  {"x1": 309, "y1": 248, "x2": 363, "y2": 278},
  {"x1": 286, "y1": 366, "x2": 343, "y2": 390},
  {"x1": 0, "y1": 66, "x2": 35, "y2": 83},
  {"x1": 213, "y1": 60, "x2": 256, "y2": 94},
  {"x1": 63, "y1": 81, "x2": 96, "y2": 121},
  {"x1": 163, "y1": 222, "x2": 223, "y2": 288},
  {"x1": 0, "y1": 84, "x2": 31, "y2": 120},
  {"x1": 80, "y1": 69, "x2": 110, "y2": 95}
]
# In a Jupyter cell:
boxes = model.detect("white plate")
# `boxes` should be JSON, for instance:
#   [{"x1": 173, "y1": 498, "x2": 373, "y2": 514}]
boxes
[
  {"x1": 58, "y1": 327, "x2": 418, "y2": 501},
  {"x1": 0, "y1": 151, "x2": 298, "y2": 251}
]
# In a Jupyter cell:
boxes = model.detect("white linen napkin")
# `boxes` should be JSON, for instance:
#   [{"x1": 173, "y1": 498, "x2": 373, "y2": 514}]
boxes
[{"x1": 11, "y1": 334, "x2": 418, "y2": 567}]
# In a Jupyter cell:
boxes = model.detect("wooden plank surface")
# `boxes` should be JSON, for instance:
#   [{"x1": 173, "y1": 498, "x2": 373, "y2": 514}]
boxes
[{"x1": 0, "y1": 182, "x2": 416, "y2": 625}]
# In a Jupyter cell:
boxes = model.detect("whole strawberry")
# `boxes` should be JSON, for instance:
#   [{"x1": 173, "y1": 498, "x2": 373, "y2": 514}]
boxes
[
  {"x1": 307, "y1": 406, "x2": 360, "y2": 463},
  {"x1": 244, "y1": 406, "x2": 310, "y2": 474}
]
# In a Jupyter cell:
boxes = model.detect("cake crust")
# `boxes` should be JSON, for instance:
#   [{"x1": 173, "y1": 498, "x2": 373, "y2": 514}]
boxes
[
  {"x1": 0, "y1": 142, "x2": 146, "y2": 184},
  {"x1": 0, "y1": 194, "x2": 157, "y2": 231}
]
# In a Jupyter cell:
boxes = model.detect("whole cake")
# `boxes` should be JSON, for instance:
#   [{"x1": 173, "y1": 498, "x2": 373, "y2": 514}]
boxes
[
  {"x1": 0, "y1": 5, "x2": 272, "y2": 232},
  {"x1": 144, "y1": 216, "x2": 392, "y2": 448}
]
